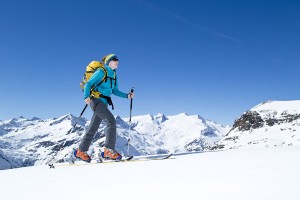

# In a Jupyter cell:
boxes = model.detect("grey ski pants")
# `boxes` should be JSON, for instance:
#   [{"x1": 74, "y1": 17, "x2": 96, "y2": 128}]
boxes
[{"x1": 79, "y1": 98, "x2": 116, "y2": 151}]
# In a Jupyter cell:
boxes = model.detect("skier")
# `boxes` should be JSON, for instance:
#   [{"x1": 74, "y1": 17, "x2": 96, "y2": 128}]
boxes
[{"x1": 75, "y1": 54, "x2": 134, "y2": 162}]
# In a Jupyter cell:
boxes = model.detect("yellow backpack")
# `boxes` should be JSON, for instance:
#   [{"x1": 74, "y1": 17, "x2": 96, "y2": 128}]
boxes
[{"x1": 79, "y1": 61, "x2": 108, "y2": 98}]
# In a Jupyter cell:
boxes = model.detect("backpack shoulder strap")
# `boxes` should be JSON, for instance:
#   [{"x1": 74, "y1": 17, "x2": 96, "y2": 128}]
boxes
[
  {"x1": 92, "y1": 65, "x2": 108, "y2": 90},
  {"x1": 98, "y1": 65, "x2": 108, "y2": 82},
  {"x1": 114, "y1": 69, "x2": 117, "y2": 86}
]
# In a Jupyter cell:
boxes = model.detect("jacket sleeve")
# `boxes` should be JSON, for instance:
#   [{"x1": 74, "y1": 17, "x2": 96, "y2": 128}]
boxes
[
  {"x1": 112, "y1": 78, "x2": 128, "y2": 98},
  {"x1": 83, "y1": 69, "x2": 105, "y2": 99}
]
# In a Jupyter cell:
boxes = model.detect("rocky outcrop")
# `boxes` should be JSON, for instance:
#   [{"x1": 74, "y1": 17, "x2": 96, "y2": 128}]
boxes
[
  {"x1": 231, "y1": 111, "x2": 264, "y2": 132},
  {"x1": 216, "y1": 100, "x2": 300, "y2": 150},
  {"x1": 230, "y1": 111, "x2": 300, "y2": 133}
]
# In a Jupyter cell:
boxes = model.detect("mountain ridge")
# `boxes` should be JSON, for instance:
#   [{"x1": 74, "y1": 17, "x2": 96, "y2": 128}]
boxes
[
  {"x1": 2, "y1": 100, "x2": 300, "y2": 170},
  {"x1": 0, "y1": 113, "x2": 229, "y2": 170}
]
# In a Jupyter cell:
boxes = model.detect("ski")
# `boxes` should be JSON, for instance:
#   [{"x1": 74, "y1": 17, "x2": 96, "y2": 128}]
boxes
[
  {"x1": 100, "y1": 155, "x2": 134, "y2": 163},
  {"x1": 97, "y1": 153, "x2": 172, "y2": 164},
  {"x1": 132, "y1": 154, "x2": 173, "y2": 162},
  {"x1": 50, "y1": 154, "x2": 172, "y2": 168}
]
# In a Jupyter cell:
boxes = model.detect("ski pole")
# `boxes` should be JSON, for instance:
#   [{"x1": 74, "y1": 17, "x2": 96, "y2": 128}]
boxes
[
  {"x1": 66, "y1": 104, "x2": 88, "y2": 135},
  {"x1": 127, "y1": 87, "x2": 134, "y2": 157},
  {"x1": 48, "y1": 84, "x2": 97, "y2": 166},
  {"x1": 66, "y1": 82, "x2": 100, "y2": 135}
]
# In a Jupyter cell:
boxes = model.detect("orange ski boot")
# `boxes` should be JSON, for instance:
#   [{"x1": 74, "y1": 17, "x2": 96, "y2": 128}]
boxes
[
  {"x1": 75, "y1": 148, "x2": 91, "y2": 162},
  {"x1": 102, "y1": 147, "x2": 122, "y2": 160}
]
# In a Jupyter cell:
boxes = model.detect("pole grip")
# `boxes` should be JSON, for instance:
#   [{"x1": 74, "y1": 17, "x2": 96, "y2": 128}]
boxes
[
  {"x1": 129, "y1": 87, "x2": 134, "y2": 123},
  {"x1": 130, "y1": 87, "x2": 134, "y2": 110}
]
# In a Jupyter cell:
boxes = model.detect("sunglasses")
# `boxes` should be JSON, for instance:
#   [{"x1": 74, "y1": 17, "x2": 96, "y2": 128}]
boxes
[{"x1": 111, "y1": 58, "x2": 119, "y2": 62}]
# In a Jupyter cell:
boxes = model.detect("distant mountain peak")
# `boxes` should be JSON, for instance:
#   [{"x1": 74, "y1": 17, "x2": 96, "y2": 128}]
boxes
[
  {"x1": 155, "y1": 113, "x2": 168, "y2": 123},
  {"x1": 251, "y1": 100, "x2": 300, "y2": 113},
  {"x1": 31, "y1": 117, "x2": 41, "y2": 121},
  {"x1": 178, "y1": 112, "x2": 189, "y2": 116},
  {"x1": 215, "y1": 100, "x2": 300, "y2": 150}
]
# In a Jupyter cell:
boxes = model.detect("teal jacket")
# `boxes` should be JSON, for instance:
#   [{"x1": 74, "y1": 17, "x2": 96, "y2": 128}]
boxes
[{"x1": 83, "y1": 65, "x2": 128, "y2": 104}]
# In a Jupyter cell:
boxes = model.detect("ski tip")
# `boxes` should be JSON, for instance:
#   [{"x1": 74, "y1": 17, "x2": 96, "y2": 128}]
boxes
[
  {"x1": 164, "y1": 154, "x2": 173, "y2": 159},
  {"x1": 125, "y1": 156, "x2": 134, "y2": 161}
]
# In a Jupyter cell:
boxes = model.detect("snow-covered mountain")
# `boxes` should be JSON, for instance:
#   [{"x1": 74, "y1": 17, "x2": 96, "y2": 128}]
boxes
[
  {"x1": 215, "y1": 100, "x2": 300, "y2": 150},
  {"x1": 0, "y1": 113, "x2": 230, "y2": 170},
  {"x1": 3, "y1": 100, "x2": 300, "y2": 170}
]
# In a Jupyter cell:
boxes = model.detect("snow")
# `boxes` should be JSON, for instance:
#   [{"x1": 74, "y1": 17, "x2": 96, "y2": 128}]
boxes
[
  {"x1": 218, "y1": 100, "x2": 300, "y2": 150},
  {"x1": 124, "y1": 113, "x2": 229, "y2": 154},
  {"x1": 251, "y1": 100, "x2": 300, "y2": 116},
  {"x1": 1, "y1": 100, "x2": 300, "y2": 198},
  {"x1": 223, "y1": 124, "x2": 300, "y2": 148},
  {"x1": 1, "y1": 146, "x2": 299, "y2": 200}
]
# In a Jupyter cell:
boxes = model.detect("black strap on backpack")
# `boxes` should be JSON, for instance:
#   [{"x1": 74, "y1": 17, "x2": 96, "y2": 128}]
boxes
[
  {"x1": 106, "y1": 77, "x2": 117, "y2": 88},
  {"x1": 89, "y1": 68, "x2": 117, "y2": 110},
  {"x1": 91, "y1": 94, "x2": 114, "y2": 110},
  {"x1": 105, "y1": 69, "x2": 117, "y2": 88},
  {"x1": 100, "y1": 94, "x2": 114, "y2": 110}
]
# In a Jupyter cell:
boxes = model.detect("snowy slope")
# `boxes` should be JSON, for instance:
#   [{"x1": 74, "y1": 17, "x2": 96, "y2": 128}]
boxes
[
  {"x1": 0, "y1": 146, "x2": 299, "y2": 200},
  {"x1": 0, "y1": 113, "x2": 230, "y2": 170},
  {"x1": 121, "y1": 113, "x2": 230, "y2": 154},
  {"x1": 216, "y1": 100, "x2": 300, "y2": 150}
]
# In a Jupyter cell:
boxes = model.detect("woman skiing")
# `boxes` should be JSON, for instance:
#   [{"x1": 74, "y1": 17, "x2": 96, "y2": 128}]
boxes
[{"x1": 75, "y1": 54, "x2": 134, "y2": 162}]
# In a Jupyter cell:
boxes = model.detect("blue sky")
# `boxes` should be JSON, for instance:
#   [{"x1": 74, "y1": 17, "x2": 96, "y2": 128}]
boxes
[{"x1": 0, "y1": 0, "x2": 299, "y2": 125}]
